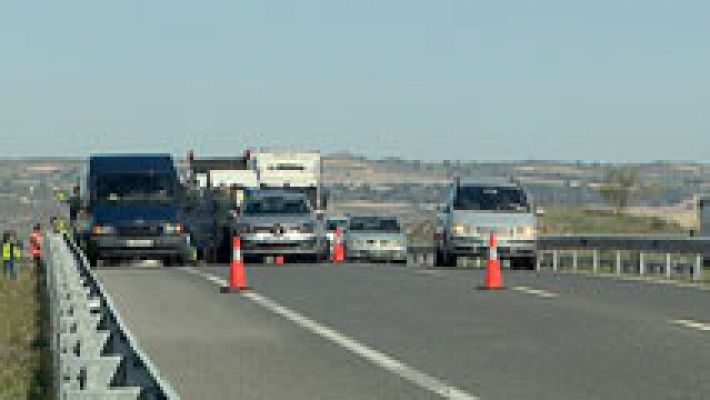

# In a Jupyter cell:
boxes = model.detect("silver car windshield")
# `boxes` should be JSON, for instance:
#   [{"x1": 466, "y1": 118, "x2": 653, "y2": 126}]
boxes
[
  {"x1": 349, "y1": 217, "x2": 400, "y2": 233},
  {"x1": 454, "y1": 186, "x2": 529, "y2": 212},
  {"x1": 243, "y1": 197, "x2": 310, "y2": 215}
]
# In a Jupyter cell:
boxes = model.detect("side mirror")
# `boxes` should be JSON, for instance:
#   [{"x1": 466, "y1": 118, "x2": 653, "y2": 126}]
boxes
[{"x1": 535, "y1": 208, "x2": 545, "y2": 217}]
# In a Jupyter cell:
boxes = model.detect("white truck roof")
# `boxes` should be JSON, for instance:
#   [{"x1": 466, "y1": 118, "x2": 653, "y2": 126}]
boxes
[
  {"x1": 209, "y1": 170, "x2": 258, "y2": 188},
  {"x1": 250, "y1": 150, "x2": 320, "y2": 188}
]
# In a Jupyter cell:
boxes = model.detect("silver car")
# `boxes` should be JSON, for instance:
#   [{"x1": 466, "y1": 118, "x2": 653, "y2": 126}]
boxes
[
  {"x1": 231, "y1": 191, "x2": 327, "y2": 262},
  {"x1": 435, "y1": 178, "x2": 540, "y2": 269},
  {"x1": 345, "y1": 216, "x2": 408, "y2": 263}
]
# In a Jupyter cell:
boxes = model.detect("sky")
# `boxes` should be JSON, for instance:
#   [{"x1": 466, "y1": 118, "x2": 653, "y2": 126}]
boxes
[{"x1": 1, "y1": 0, "x2": 709, "y2": 161}]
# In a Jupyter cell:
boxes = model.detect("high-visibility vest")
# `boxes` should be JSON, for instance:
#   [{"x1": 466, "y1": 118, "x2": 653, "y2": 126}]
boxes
[
  {"x1": 57, "y1": 219, "x2": 69, "y2": 234},
  {"x1": 2, "y1": 242, "x2": 20, "y2": 261}
]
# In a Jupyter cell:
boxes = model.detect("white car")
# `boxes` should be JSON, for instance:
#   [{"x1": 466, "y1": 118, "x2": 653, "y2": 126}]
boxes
[{"x1": 345, "y1": 215, "x2": 408, "y2": 264}]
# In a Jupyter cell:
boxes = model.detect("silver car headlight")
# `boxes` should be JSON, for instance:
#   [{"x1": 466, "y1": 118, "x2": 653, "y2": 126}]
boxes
[
  {"x1": 516, "y1": 225, "x2": 536, "y2": 238},
  {"x1": 453, "y1": 223, "x2": 468, "y2": 235},
  {"x1": 525, "y1": 225, "x2": 537, "y2": 238},
  {"x1": 92, "y1": 225, "x2": 115, "y2": 235}
]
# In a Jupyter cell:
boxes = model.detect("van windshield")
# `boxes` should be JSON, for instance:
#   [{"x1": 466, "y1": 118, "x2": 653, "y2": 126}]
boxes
[
  {"x1": 349, "y1": 217, "x2": 400, "y2": 233},
  {"x1": 95, "y1": 173, "x2": 175, "y2": 204},
  {"x1": 243, "y1": 197, "x2": 310, "y2": 215},
  {"x1": 454, "y1": 186, "x2": 529, "y2": 212}
]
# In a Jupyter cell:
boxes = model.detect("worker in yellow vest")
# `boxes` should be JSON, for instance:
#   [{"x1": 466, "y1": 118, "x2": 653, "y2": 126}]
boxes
[
  {"x1": 3, "y1": 231, "x2": 23, "y2": 280},
  {"x1": 54, "y1": 217, "x2": 70, "y2": 239}
]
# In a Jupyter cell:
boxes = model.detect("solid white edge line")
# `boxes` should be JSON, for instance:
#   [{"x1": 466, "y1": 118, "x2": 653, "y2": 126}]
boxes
[
  {"x1": 670, "y1": 319, "x2": 710, "y2": 331},
  {"x1": 511, "y1": 286, "x2": 559, "y2": 298},
  {"x1": 181, "y1": 267, "x2": 478, "y2": 400}
]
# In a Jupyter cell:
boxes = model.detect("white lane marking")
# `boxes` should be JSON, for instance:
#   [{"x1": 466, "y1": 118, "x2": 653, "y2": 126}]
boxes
[
  {"x1": 670, "y1": 319, "x2": 710, "y2": 332},
  {"x1": 413, "y1": 269, "x2": 443, "y2": 276},
  {"x1": 569, "y1": 271, "x2": 710, "y2": 291},
  {"x1": 181, "y1": 267, "x2": 478, "y2": 400},
  {"x1": 511, "y1": 286, "x2": 558, "y2": 298}
]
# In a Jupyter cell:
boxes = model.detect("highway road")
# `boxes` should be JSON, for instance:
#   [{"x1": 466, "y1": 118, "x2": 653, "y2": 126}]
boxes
[{"x1": 96, "y1": 263, "x2": 710, "y2": 399}]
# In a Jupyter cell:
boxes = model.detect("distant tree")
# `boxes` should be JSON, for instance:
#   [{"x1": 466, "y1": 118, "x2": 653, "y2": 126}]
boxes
[{"x1": 598, "y1": 167, "x2": 640, "y2": 213}]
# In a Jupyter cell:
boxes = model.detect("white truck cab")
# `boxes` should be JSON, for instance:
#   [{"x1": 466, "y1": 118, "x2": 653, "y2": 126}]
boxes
[
  {"x1": 247, "y1": 150, "x2": 323, "y2": 211},
  {"x1": 435, "y1": 178, "x2": 540, "y2": 269}
]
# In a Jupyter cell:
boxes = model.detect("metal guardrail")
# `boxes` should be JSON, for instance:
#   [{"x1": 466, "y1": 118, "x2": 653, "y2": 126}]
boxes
[
  {"x1": 408, "y1": 235, "x2": 708, "y2": 281},
  {"x1": 537, "y1": 234, "x2": 710, "y2": 255},
  {"x1": 536, "y1": 235, "x2": 708, "y2": 282},
  {"x1": 47, "y1": 234, "x2": 180, "y2": 399},
  {"x1": 408, "y1": 235, "x2": 710, "y2": 254}
]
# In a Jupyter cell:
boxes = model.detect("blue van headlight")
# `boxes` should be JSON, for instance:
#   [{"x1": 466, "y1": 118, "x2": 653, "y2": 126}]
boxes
[
  {"x1": 163, "y1": 223, "x2": 183, "y2": 235},
  {"x1": 92, "y1": 225, "x2": 115, "y2": 235}
]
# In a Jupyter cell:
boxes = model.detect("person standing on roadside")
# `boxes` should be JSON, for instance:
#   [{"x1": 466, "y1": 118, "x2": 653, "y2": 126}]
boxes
[
  {"x1": 29, "y1": 223, "x2": 43, "y2": 272},
  {"x1": 2, "y1": 231, "x2": 22, "y2": 280}
]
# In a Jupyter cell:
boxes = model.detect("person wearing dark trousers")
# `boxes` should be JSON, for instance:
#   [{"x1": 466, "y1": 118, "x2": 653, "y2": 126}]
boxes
[
  {"x1": 2, "y1": 231, "x2": 22, "y2": 280},
  {"x1": 29, "y1": 223, "x2": 43, "y2": 273}
]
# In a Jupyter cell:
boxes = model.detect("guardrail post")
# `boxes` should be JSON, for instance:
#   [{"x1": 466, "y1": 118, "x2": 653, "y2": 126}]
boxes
[
  {"x1": 552, "y1": 250, "x2": 559, "y2": 272},
  {"x1": 535, "y1": 252, "x2": 542, "y2": 271},
  {"x1": 615, "y1": 251, "x2": 622, "y2": 275},
  {"x1": 665, "y1": 253, "x2": 672, "y2": 279},
  {"x1": 639, "y1": 252, "x2": 645, "y2": 276},
  {"x1": 572, "y1": 250, "x2": 578, "y2": 272},
  {"x1": 592, "y1": 249, "x2": 599, "y2": 274},
  {"x1": 694, "y1": 254, "x2": 703, "y2": 282}
]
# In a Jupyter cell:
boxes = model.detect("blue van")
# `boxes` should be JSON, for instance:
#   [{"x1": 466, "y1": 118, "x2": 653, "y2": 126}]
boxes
[{"x1": 84, "y1": 154, "x2": 189, "y2": 266}]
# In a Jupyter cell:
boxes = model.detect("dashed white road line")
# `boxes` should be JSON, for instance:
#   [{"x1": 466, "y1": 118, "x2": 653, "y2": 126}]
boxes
[
  {"x1": 511, "y1": 286, "x2": 559, "y2": 298},
  {"x1": 181, "y1": 267, "x2": 478, "y2": 400},
  {"x1": 670, "y1": 319, "x2": 710, "y2": 332},
  {"x1": 413, "y1": 269, "x2": 443, "y2": 276}
]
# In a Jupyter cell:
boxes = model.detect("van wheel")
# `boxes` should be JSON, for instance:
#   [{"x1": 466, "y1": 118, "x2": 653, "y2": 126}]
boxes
[
  {"x1": 434, "y1": 249, "x2": 445, "y2": 267},
  {"x1": 525, "y1": 257, "x2": 537, "y2": 270},
  {"x1": 512, "y1": 257, "x2": 536, "y2": 270},
  {"x1": 449, "y1": 255, "x2": 458, "y2": 267}
]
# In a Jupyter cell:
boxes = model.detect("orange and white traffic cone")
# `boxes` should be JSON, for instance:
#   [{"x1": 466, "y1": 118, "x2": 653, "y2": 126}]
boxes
[
  {"x1": 223, "y1": 235, "x2": 250, "y2": 292},
  {"x1": 482, "y1": 232, "x2": 503, "y2": 289},
  {"x1": 332, "y1": 227, "x2": 345, "y2": 263},
  {"x1": 275, "y1": 255, "x2": 285, "y2": 265}
]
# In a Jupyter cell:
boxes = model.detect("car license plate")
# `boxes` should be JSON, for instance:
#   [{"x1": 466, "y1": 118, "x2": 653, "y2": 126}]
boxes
[{"x1": 126, "y1": 239, "x2": 153, "y2": 247}]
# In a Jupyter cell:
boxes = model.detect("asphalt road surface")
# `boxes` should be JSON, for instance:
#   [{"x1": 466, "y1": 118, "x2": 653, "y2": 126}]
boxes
[{"x1": 96, "y1": 263, "x2": 710, "y2": 400}]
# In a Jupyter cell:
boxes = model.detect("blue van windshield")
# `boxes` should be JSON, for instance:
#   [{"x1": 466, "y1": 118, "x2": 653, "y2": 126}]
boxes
[{"x1": 95, "y1": 173, "x2": 175, "y2": 204}]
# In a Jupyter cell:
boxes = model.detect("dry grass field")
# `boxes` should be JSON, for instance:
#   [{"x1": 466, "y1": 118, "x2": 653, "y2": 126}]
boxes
[{"x1": 0, "y1": 263, "x2": 51, "y2": 400}]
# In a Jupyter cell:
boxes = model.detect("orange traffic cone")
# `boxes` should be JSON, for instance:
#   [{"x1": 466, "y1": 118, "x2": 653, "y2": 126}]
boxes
[
  {"x1": 275, "y1": 255, "x2": 285, "y2": 265},
  {"x1": 482, "y1": 232, "x2": 503, "y2": 289},
  {"x1": 223, "y1": 235, "x2": 250, "y2": 292},
  {"x1": 332, "y1": 227, "x2": 345, "y2": 263}
]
